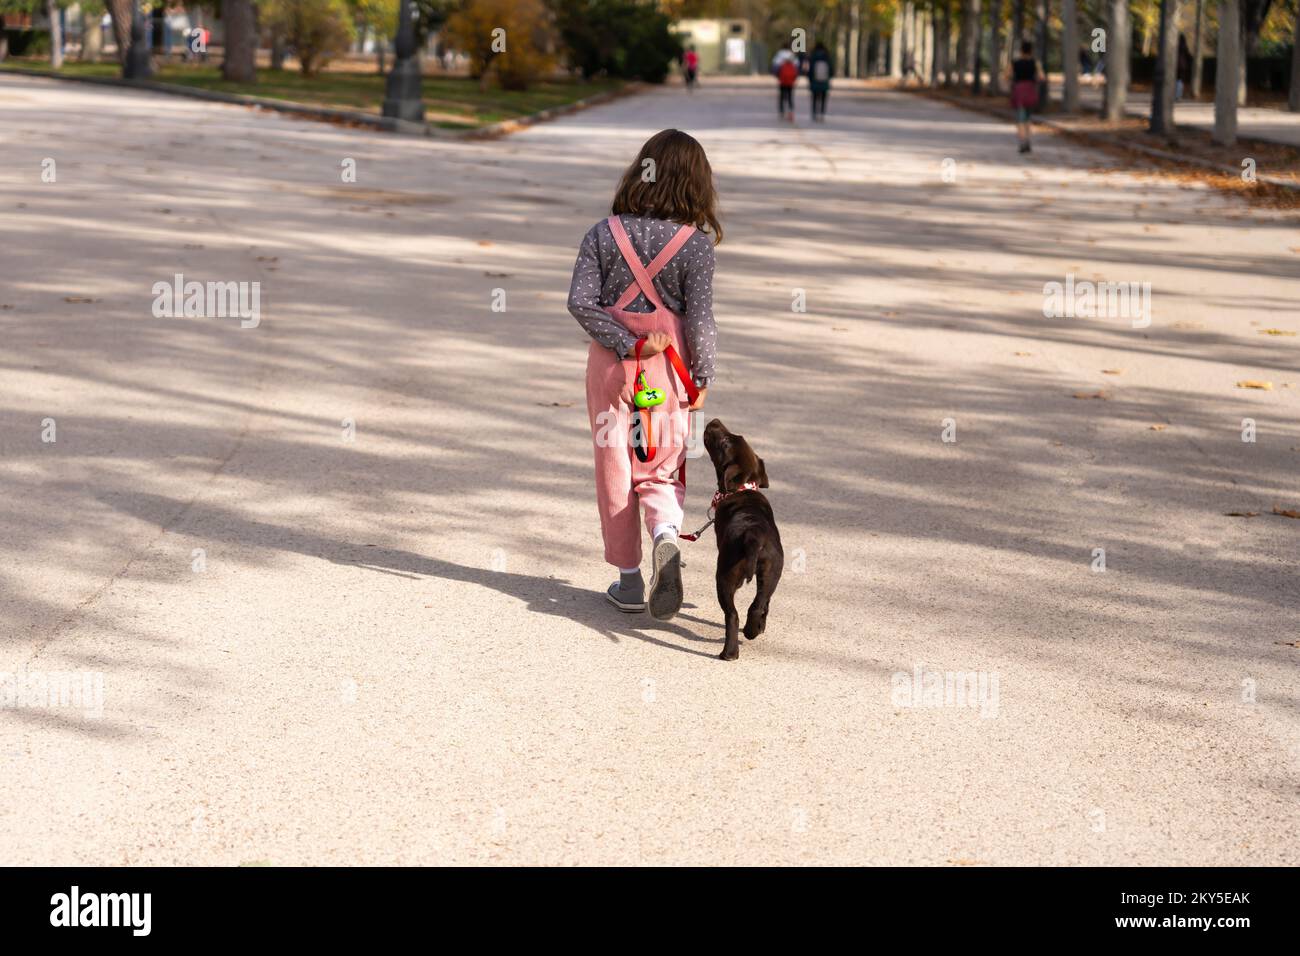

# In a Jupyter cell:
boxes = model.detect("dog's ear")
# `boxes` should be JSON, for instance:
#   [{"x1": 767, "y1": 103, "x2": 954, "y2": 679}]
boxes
[{"x1": 756, "y1": 457, "x2": 769, "y2": 488}]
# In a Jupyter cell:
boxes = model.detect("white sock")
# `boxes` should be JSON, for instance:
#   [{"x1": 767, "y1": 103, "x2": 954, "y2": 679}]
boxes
[
  {"x1": 652, "y1": 523, "x2": 678, "y2": 541},
  {"x1": 619, "y1": 566, "x2": 640, "y2": 575}
]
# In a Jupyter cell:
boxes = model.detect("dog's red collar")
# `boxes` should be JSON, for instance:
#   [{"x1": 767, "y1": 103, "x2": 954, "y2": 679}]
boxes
[
  {"x1": 710, "y1": 481, "x2": 760, "y2": 510},
  {"x1": 681, "y1": 482, "x2": 761, "y2": 542}
]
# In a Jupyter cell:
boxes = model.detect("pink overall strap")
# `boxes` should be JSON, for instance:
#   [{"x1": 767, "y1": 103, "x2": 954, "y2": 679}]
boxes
[{"x1": 607, "y1": 216, "x2": 696, "y2": 312}]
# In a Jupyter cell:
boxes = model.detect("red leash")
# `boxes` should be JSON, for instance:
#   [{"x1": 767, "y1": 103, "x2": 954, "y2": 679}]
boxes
[
  {"x1": 679, "y1": 482, "x2": 760, "y2": 542},
  {"x1": 633, "y1": 337, "x2": 700, "y2": 464}
]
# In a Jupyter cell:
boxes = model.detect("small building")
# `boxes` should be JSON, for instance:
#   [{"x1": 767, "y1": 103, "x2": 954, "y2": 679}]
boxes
[{"x1": 673, "y1": 19, "x2": 755, "y2": 75}]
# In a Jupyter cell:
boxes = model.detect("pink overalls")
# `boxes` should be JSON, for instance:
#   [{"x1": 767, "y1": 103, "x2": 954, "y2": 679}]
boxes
[{"x1": 585, "y1": 215, "x2": 697, "y2": 568}]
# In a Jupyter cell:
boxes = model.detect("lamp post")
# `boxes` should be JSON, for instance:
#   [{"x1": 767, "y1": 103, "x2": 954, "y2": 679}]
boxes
[
  {"x1": 124, "y1": 0, "x2": 152, "y2": 80},
  {"x1": 382, "y1": 0, "x2": 424, "y2": 122}
]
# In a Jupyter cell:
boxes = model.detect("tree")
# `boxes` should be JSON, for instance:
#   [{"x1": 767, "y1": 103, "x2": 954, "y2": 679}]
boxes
[
  {"x1": 46, "y1": 0, "x2": 63, "y2": 68},
  {"x1": 264, "y1": 0, "x2": 354, "y2": 75},
  {"x1": 548, "y1": 0, "x2": 683, "y2": 83},
  {"x1": 1103, "y1": 0, "x2": 1130, "y2": 120},
  {"x1": 447, "y1": 0, "x2": 553, "y2": 90},
  {"x1": 1190, "y1": 0, "x2": 1205, "y2": 98},
  {"x1": 222, "y1": 0, "x2": 258, "y2": 82},
  {"x1": 103, "y1": 0, "x2": 131, "y2": 64},
  {"x1": 1148, "y1": 0, "x2": 1179, "y2": 136},
  {"x1": 1289, "y1": 0, "x2": 1299, "y2": 111},
  {"x1": 988, "y1": 0, "x2": 1004, "y2": 94},
  {"x1": 80, "y1": 0, "x2": 105, "y2": 62},
  {"x1": 1213, "y1": 0, "x2": 1240, "y2": 142},
  {"x1": 1062, "y1": 0, "x2": 1079, "y2": 109}
]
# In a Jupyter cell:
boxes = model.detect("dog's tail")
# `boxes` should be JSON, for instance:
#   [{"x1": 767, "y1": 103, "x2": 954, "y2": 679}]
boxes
[{"x1": 740, "y1": 531, "x2": 763, "y2": 585}]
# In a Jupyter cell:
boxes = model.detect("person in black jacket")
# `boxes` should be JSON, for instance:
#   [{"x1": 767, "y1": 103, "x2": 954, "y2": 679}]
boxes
[{"x1": 808, "y1": 42, "x2": 832, "y2": 122}]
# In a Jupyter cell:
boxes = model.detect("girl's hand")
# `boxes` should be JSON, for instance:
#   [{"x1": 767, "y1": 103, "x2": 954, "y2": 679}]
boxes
[
  {"x1": 637, "y1": 332, "x2": 672, "y2": 357},
  {"x1": 689, "y1": 386, "x2": 708, "y2": 411}
]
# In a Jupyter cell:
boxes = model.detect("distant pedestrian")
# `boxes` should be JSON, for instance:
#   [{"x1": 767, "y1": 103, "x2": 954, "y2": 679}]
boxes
[
  {"x1": 1007, "y1": 40, "x2": 1041, "y2": 154},
  {"x1": 1176, "y1": 33, "x2": 1192, "y2": 100},
  {"x1": 772, "y1": 44, "x2": 798, "y2": 121},
  {"x1": 683, "y1": 46, "x2": 699, "y2": 91},
  {"x1": 808, "y1": 42, "x2": 832, "y2": 122}
]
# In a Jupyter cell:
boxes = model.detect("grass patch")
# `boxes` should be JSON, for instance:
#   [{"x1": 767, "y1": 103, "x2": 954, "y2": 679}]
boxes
[{"x1": 0, "y1": 59, "x2": 623, "y2": 128}]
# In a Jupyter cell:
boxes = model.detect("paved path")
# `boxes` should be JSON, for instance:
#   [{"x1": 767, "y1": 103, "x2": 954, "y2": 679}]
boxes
[
  {"x1": 1077, "y1": 83, "x2": 1300, "y2": 147},
  {"x1": 2, "y1": 73, "x2": 1298, "y2": 865}
]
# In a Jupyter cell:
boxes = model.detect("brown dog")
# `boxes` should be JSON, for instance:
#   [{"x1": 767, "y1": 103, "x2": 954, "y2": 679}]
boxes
[{"x1": 701, "y1": 419, "x2": 783, "y2": 661}]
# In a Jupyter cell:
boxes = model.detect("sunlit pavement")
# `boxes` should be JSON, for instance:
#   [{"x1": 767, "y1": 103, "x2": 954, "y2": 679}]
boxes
[{"x1": 2, "y1": 72, "x2": 1297, "y2": 865}]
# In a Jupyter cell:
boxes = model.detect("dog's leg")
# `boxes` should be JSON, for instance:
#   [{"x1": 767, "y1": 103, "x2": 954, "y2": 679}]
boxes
[
  {"x1": 717, "y1": 566, "x2": 742, "y2": 661},
  {"x1": 744, "y1": 552, "x2": 783, "y2": 641}
]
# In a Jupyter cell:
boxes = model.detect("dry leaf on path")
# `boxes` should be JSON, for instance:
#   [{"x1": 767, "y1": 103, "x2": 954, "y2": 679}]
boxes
[
  {"x1": 1224, "y1": 511, "x2": 1260, "y2": 517},
  {"x1": 1073, "y1": 391, "x2": 1109, "y2": 400},
  {"x1": 1102, "y1": 369, "x2": 1124, "y2": 375},
  {"x1": 1258, "y1": 329, "x2": 1296, "y2": 336},
  {"x1": 1236, "y1": 380, "x2": 1273, "y2": 390},
  {"x1": 1149, "y1": 424, "x2": 1168, "y2": 431},
  {"x1": 1014, "y1": 351, "x2": 1032, "y2": 356},
  {"x1": 1271, "y1": 506, "x2": 1300, "y2": 519},
  {"x1": 63, "y1": 296, "x2": 99, "y2": 303}
]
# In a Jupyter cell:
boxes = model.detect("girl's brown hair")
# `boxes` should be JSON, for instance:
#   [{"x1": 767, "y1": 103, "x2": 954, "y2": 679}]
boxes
[{"x1": 611, "y1": 129, "x2": 723, "y2": 244}]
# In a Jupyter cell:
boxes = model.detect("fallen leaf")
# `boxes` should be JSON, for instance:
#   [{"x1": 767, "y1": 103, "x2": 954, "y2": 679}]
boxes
[
  {"x1": 537, "y1": 401, "x2": 574, "y2": 408},
  {"x1": 1271, "y1": 506, "x2": 1300, "y2": 519},
  {"x1": 1014, "y1": 351, "x2": 1032, "y2": 356},
  {"x1": 1236, "y1": 380, "x2": 1273, "y2": 390},
  {"x1": 1224, "y1": 511, "x2": 1259, "y2": 517},
  {"x1": 484, "y1": 271, "x2": 512, "y2": 278},
  {"x1": 1149, "y1": 424, "x2": 1167, "y2": 431},
  {"x1": 63, "y1": 296, "x2": 99, "y2": 303},
  {"x1": 1276, "y1": 640, "x2": 1300, "y2": 648},
  {"x1": 831, "y1": 326, "x2": 848, "y2": 331},
  {"x1": 1101, "y1": 368, "x2": 1124, "y2": 375},
  {"x1": 255, "y1": 255, "x2": 278, "y2": 263},
  {"x1": 476, "y1": 240, "x2": 493, "y2": 247},
  {"x1": 1258, "y1": 329, "x2": 1297, "y2": 336},
  {"x1": 1073, "y1": 390, "x2": 1109, "y2": 400}
]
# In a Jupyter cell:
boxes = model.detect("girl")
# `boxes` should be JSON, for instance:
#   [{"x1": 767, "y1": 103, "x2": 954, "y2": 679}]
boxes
[
  {"x1": 567, "y1": 129, "x2": 721, "y2": 620},
  {"x1": 1008, "y1": 40, "x2": 1042, "y2": 154}
]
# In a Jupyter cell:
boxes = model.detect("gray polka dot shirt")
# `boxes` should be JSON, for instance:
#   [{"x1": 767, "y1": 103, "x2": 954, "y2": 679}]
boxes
[{"x1": 567, "y1": 214, "x2": 717, "y2": 388}]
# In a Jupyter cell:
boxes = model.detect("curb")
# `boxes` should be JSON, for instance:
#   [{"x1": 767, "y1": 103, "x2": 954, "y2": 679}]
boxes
[
  {"x1": 0, "y1": 65, "x2": 641, "y2": 139},
  {"x1": 911, "y1": 86, "x2": 1300, "y2": 193}
]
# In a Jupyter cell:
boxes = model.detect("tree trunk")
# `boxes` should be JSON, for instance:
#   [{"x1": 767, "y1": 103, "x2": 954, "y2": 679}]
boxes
[
  {"x1": 972, "y1": 0, "x2": 984, "y2": 92},
  {"x1": 221, "y1": 0, "x2": 257, "y2": 82},
  {"x1": 271, "y1": 30, "x2": 286, "y2": 70},
  {"x1": 890, "y1": 10, "x2": 903, "y2": 78},
  {"x1": 1190, "y1": 0, "x2": 1205, "y2": 98},
  {"x1": 1013, "y1": 0, "x2": 1025, "y2": 44},
  {"x1": 1062, "y1": 0, "x2": 1079, "y2": 109},
  {"x1": 989, "y1": 0, "x2": 1003, "y2": 94},
  {"x1": 82, "y1": 8, "x2": 104, "y2": 62},
  {"x1": 47, "y1": 0, "x2": 64, "y2": 69},
  {"x1": 957, "y1": 0, "x2": 972, "y2": 85},
  {"x1": 1037, "y1": 0, "x2": 1049, "y2": 107},
  {"x1": 1149, "y1": 0, "x2": 1180, "y2": 136},
  {"x1": 1104, "y1": 0, "x2": 1130, "y2": 120},
  {"x1": 940, "y1": 3, "x2": 953, "y2": 85},
  {"x1": 1214, "y1": 0, "x2": 1240, "y2": 142},
  {"x1": 105, "y1": 0, "x2": 132, "y2": 64},
  {"x1": 1289, "y1": 1, "x2": 1300, "y2": 111}
]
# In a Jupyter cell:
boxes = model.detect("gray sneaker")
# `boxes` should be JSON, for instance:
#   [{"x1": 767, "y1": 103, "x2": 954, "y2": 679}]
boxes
[
  {"x1": 606, "y1": 570, "x2": 646, "y2": 613},
  {"x1": 647, "y1": 534, "x2": 683, "y2": 621}
]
